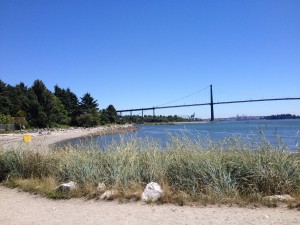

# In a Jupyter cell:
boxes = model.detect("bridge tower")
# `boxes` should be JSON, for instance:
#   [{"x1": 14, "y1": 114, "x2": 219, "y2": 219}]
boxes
[{"x1": 210, "y1": 84, "x2": 214, "y2": 121}]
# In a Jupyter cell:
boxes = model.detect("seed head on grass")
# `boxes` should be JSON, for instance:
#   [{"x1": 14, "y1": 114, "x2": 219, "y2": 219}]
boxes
[{"x1": 1, "y1": 132, "x2": 300, "y2": 205}]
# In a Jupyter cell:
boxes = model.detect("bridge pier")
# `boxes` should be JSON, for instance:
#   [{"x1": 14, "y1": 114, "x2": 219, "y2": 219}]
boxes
[
  {"x1": 142, "y1": 110, "x2": 144, "y2": 117},
  {"x1": 153, "y1": 108, "x2": 155, "y2": 117},
  {"x1": 210, "y1": 84, "x2": 214, "y2": 121}
]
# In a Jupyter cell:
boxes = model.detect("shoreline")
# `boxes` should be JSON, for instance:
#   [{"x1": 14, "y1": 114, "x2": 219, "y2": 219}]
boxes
[{"x1": 0, "y1": 124, "x2": 137, "y2": 149}]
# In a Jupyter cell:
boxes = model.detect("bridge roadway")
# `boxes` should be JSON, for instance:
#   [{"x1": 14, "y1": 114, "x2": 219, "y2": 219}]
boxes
[{"x1": 116, "y1": 97, "x2": 300, "y2": 120}]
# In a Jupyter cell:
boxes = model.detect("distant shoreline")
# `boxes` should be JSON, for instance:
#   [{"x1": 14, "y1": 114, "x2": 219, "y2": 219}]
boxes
[{"x1": 173, "y1": 121, "x2": 211, "y2": 124}]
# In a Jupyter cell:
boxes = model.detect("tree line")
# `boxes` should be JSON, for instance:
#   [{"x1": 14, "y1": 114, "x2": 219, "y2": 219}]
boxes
[
  {"x1": 0, "y1": 79, "x2": 188, "y2": 129},
  {"x1": 120, "y1": 115, "x2": 188, "y2": 124},
  {"x1": 262, "y1": 114, "x2": 300, "y2": 120},
  {"x1": 0, "y1": 79, "x2": 118, "y2": 128}
]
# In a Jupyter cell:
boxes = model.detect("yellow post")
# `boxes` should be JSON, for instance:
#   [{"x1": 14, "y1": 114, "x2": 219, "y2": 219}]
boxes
[{"x1": 23, "y1": 134, "x2": 32, "y2": 143}]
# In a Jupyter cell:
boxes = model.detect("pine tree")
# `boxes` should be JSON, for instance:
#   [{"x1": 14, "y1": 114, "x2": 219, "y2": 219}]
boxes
[
  {"x1": 106, "y1": 104, "x2": 118, "y2": 123},
  {"x1": 80, "y1": 93, "x2": 99, "y2": 114},
  {"x1": 76, "y1": 93, "x2": 99, "y2": 127},
  {"x1": 0, "y1": 80, "x2": 12, "y2": 115},
  {"x1": 54, "y1": 85, "x2": 80, "y2": 125},
  {"x1": 29, "y1": 80, "x2": 69, "y2": 127}
]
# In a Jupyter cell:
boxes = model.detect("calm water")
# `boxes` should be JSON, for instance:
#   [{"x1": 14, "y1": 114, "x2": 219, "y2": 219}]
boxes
[{"x1": 57, "y1": 119, "x2": 300, "y2": 151}]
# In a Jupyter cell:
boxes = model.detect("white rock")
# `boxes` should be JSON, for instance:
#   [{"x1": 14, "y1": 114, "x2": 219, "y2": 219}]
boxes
[
  {"x1": 96, "y1": 182, "x2": 106, "y2": 194},
  {"x1": 55, "y1": 181, "x2": 77, "y2": 192},
  {"x1": 141, "y1": 182, "x2": 163, "y2": 202},
  {"x1": 263, "y1": 194, "x2": 295, "y2": 201},
  {"x1": 100, "y1": 190, "x2": 118, "y2": 200}
]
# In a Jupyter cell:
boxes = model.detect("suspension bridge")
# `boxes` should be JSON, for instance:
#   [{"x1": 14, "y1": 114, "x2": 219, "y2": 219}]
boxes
[{"x1": 116, "y1": 85, "x2": 300, "y2": 121}]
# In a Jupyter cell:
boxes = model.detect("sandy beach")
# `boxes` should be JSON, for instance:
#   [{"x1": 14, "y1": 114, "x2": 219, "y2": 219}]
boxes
[
  {"x1": 0, "y1": 186, "x2": 299, "y2": 225},
  {"x1": 0, "y1": 124, "x2": 137, "y2": 149}
]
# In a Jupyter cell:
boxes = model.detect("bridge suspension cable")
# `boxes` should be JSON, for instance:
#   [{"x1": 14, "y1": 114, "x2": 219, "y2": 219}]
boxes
[{"x1": 155, "y1": 85, "x2": 210, "y2": 107}]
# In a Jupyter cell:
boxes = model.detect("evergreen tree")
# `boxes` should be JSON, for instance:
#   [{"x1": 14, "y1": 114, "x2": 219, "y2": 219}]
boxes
[
  {"x1": 4, "y1": 82, "x2": 29, "y2": 117},
  {"x1": 48, "y1": 95, "x2": 70, "y2": 126},
  {"x1": 14, "y1": 82, "x2": 30, "y2": 115},
  {"x1": 0, "y1": 80, "x2": 12, "y2": 115},
  {"x1": 26, "y1": 89, "x2": 46, "y2": 127},
  {"x1": 54, "y1": 85, "x2": 80, "y2": 125},
  {"x1": 99, "y1": 109, "x2": 110, "y2": 125},
  {"x1": 80, "y1": 92, "x2": 98, "y2": 114},
  {"x1": 75, "y1": 93, "x2": 99, "y2": 127},
  {"x1": 29, "y1": 80, "x2": 69, "y2": 127},
  {"x1": 106, "y1": 104, "x2": 118, "y2": 123}
]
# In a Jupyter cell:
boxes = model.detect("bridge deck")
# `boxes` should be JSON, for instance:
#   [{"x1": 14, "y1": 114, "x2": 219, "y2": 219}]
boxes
[{"x1": 117, "y1": 97, "x2": 300, "y2": 113}]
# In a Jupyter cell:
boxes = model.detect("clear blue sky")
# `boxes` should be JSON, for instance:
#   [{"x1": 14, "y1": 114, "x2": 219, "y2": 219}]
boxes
[{"x1": 1, "y1": 0, "x2": 299, "y2": 119}]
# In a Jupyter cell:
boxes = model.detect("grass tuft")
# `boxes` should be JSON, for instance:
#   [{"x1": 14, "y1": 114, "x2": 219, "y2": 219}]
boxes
[{"x1": 1, "y1": 134, "x2": 300, "y2": 206}]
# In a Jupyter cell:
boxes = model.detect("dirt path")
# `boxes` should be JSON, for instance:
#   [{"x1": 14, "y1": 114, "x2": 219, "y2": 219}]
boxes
[{"x1": 0, "y1": 186, "x2": 299, "y2": 225}]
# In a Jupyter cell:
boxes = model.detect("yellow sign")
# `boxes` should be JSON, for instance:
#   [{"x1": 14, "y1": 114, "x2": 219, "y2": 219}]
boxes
[{"x1": 23, "y1": 134, "x2": 32, "y2": 143}]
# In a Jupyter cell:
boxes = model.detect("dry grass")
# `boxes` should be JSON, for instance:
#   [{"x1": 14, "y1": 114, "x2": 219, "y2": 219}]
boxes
[
  {"x1": 1, "y1": 134, "x2": 300, "y2": 206},
  {"x1": 4, "y1": 177, "x2": 58, "y2": 196}
]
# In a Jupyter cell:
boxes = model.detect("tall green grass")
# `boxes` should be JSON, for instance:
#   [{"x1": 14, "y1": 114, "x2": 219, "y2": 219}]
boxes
[{"x1": 1, "y1": 134, "x2": 300, "y2": 203}]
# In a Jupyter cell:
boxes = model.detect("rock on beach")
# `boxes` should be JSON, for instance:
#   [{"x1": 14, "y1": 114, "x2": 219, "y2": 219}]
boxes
[
  {"x1": 55, "y1": 181, "x2": 78, "y2": 192},
  {"x1": 263, "y1": 194, "x2": 295, "y2": 202},
  {"x1": 141, "y1": 182, "x2": 163, "y2": 202}
]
